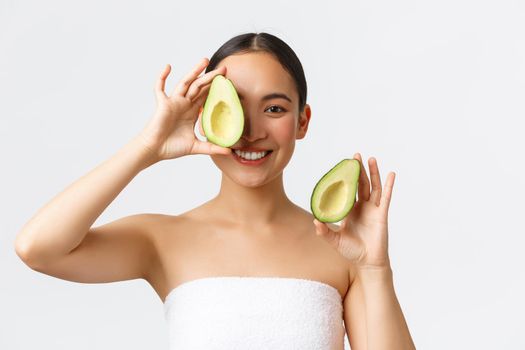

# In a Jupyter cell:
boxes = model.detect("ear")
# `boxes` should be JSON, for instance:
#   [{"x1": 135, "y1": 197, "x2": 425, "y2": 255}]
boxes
[
  {"x1": 296, "y1": 103, "x2": 311, "y2": 140},
  {"x1": 197, "y1": 106, "x2": 205, "y2": 137}
]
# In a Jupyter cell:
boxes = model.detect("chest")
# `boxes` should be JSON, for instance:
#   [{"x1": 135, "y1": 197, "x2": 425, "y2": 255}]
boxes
[{"x1": 149, "y1": 220, "x2": 350, "y2": 302}]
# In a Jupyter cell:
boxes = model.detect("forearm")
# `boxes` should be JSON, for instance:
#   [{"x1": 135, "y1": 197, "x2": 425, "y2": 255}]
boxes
[
  {"x1": 14, "y1": 135, "x2": 157, "y2": 265},
  {"x1": 358, "y1": 266, "x2": 416, "y2": 350}
]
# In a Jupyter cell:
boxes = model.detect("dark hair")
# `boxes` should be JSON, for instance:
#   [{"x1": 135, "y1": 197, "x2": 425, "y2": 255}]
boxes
[{"x1": 205, "y1": 32, "x2": 307, "y2": 113}]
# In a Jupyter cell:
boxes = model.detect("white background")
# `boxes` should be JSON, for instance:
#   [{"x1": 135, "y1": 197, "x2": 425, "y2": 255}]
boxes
[{"x1": 1, "y1": 0, "x2": 524, "y2": 349}]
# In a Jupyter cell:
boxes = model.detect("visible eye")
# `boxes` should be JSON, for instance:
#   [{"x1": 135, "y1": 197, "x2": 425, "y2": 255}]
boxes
[{"x1": 265, "y1": 105, "x2": 287, "y2": 114}]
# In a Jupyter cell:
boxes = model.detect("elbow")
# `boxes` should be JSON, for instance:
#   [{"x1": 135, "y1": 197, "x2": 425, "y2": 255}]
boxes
[
  {"x1": 15, "y1": 236, "x2": 31, "y2": 263},
  {"x1": 14, "y1": 234, "x2": 41, "y2": 269}
]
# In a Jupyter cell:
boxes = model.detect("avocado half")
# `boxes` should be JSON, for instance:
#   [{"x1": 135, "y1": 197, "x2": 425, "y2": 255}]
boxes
[
  {"x1": 201, "y1": 75, "x2": 244, "y2": 147},
  {"x1": 310, "y1": 159, "x2": 360, "y2": 223}
]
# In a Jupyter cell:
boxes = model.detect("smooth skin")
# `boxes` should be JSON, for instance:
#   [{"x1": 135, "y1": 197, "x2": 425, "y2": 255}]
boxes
[{"x1": 14, "y1": 53, "x2": 415, "y2": 350}]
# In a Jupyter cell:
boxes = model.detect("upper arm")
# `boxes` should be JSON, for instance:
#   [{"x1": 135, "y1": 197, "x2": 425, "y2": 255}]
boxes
[
  {"x1": 344, "y1": 264, "x2": 368, "y2": 350},
  {"x1": 26, "y1": 213, "x2": 157, "y2": 284}
]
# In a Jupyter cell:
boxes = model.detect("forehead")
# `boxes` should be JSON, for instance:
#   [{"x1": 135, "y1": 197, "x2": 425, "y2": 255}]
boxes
[{"x1": 216, "y1": 52, "x2": 296, "y2": 101}]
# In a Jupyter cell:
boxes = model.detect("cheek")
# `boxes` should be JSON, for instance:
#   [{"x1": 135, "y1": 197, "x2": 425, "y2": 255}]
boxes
[{"x1": 270, "y1": 117, "x2": 297, "y2": 145}]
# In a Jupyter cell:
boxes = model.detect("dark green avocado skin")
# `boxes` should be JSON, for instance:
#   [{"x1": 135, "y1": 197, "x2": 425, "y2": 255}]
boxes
[{"x1": 310, "y1": 159, "x2": 360, "y2": 223}]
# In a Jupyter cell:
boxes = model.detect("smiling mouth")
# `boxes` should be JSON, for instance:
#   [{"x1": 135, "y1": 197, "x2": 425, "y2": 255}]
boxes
[{"x1": 233, "y1": 149, "x2": 273, "y2": 161}]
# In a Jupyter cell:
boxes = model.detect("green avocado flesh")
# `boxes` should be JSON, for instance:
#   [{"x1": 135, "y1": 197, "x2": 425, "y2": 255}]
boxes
[
  {"x1": 201, "y1": 75, "x2": 244, "y2": 147},
  {"x1": 310, "y1": 159, "x2": 360, "y2": 223}
]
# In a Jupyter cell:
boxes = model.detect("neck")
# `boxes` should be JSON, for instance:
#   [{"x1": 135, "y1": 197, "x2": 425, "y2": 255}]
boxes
[{"x1": 211, "y1": 172, "x2": 295, "y2": 227}]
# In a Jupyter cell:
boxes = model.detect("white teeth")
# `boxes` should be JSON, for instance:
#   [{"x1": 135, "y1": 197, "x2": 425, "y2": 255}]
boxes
[{"x1": 234, "y1": 150, "x2": 269, "y2": 160}]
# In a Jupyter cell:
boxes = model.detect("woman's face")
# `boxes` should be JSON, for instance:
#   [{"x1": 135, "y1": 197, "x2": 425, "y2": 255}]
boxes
[{"x1": 200, "y1": 51, "x2": 311, "y2": 188}]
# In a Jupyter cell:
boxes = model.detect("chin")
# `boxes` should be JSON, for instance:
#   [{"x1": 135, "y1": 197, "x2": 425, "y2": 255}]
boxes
[{"x1": 228, "y1": 172, "x2": 270, "y2": 188}]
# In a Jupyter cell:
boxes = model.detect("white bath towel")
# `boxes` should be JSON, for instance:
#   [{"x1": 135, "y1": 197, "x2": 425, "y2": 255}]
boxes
[{"x1": 163, "y1": 276, "x2": 351, "y2": 350}]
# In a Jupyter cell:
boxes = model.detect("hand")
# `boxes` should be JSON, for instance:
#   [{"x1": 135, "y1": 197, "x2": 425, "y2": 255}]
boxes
[
  {"x1": 137, "y1": 58, "x2": 232, "y2": 162},
  {"x1": 313, "y1": 153, "x2": 396, "y2": 270}
]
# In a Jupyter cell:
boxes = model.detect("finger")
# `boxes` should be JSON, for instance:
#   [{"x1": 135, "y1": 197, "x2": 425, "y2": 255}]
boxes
[
  {"x1": 313, "y1": 219, "x2": 341, "y2": 250},
  {"x1": 190, "y1": 139, "x2": 232, "y2": 156},
  {"x1": 380, "y1": 171, "x2": 395, "y2": 214},
  {"x1": 172, "y1": 57, "x2": 209, "y2": 97},
  {"x1": 353, "y1": 153, "x2": 371, "y2": 201},
  {"x1": 186, "y1": 66, "x2": 226, "y2": 101},
  {"x1": 185, "y1": 86, "x2": 213, "y2": 137},
  {"x1": 154, "y1": 64, "x2": 171, "y2": 100},
  {"x1": 188, "y1": 84, "x2": 212, "y2": 117},
  {"x1": 340, "y1": 214, "x2": 350, "y2": 230},
  {"x1": 368, "y1": 157, "x2": 383, "y2": 206}
]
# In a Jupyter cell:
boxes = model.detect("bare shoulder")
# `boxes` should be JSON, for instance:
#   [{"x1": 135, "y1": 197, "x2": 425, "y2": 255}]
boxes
[
  {"x1": 135, "y1": 212, "x2": 190, "y2": 252},
  {"x1": 136, "y1": 210, "x2": 205, "y2": 300},
  {"x1": 125, "y1": 212, "x2": 179, "y2": 242},
  {"x1": 136, "y1": 212, "x2": 191, "y2": 235}
]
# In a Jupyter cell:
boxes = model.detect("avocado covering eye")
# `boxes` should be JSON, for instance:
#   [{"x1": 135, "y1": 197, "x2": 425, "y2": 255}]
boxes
[
  {"x1": 201, "y1": 75, "x2": 244, "y2": 147},
  {"x1": 310, "y1": 159, "x2": 360, "y2": 223}
]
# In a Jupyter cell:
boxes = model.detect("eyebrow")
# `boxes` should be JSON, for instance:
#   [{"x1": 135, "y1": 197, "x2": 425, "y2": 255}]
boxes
[{"x1": 238, "y1": 92, "x2": 292, "y2": 103}]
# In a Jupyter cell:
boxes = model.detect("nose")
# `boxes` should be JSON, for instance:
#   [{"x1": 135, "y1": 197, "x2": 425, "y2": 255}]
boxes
[{"x1": 240, "y1": 111, "x2": 266, "y2": 143}]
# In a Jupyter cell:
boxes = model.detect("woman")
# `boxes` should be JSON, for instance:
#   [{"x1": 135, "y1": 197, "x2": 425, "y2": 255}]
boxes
[{"x1": 14, "y1": 32, "x2": 416, "y2": 349}]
